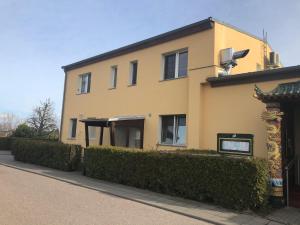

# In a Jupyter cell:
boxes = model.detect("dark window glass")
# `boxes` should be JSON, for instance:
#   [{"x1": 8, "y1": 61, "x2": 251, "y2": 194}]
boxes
[
  {"x1": 115, "y1": 126, "x2": 127, "y2": 147},
  {"x1": 114, "y1": 126, "x2": 141, "y2": 148},
  {"x1": 178, "y1": 51, "x2": 188, "y2": 77},
  {"x1": 80, "y1": 75, "x2": 87, "y2": 93},
  {"x1": 164, "y1": 53, "x2": 176, "y2": 79},
  {"x1": 71, "y1": 119, "x2": 77, "y2": 138},
  {"x1": 161, "y1": 115, "x2": 186, "y2": 145},
  {"x1": 111, "y1": 67, "x2": 117, "y2": 88},
  {"x1": 161, "y1": 116, "x2": 174, "y2": 144},
  {"x1": 131, "y1": 62, "x2": 138, "y2": 85},
  {"x1": 114, "y1": 67, "x2": 118, "y2": 88},
  {"x1": 80, "y1": 73, "x2": 91, "y2": 93},
  {"x1": 87, "y1": 73, "x2": 91, "y2": 92}
]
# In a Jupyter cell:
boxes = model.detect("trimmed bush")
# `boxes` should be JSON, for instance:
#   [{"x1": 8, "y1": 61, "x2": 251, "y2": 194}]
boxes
[
  {"x1": 0, "y1": 137, "x2": 12, "y2": 150},
  {"x1": 84, "y1": 146, "x2": 269, "y2": 210},
  {"x1": 13, "y1": 139, "x2": 82, "y2": 171}
]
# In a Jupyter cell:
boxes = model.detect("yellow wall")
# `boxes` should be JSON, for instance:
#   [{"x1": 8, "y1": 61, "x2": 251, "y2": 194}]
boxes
[
  {"x1": 213, "y1": 22, "x2": 272, "y2": 75},
  {"x1": 61, "y1": 20, "x2": 281, "y2": 157},
  {"x1": 201, "y1": 78, "x2": 300, "y2": 158},
  {"x1": 61, "y1": 28, "x2": 215, "y2": 149}
]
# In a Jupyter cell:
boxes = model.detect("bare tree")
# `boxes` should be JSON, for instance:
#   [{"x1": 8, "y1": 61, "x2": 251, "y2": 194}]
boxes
[
  {"x1": 27, "y1": 99, "x2": 58, "y2": 137},
  {"x1": 0, "y1": 113, "x2": 20, "y2": 132}
]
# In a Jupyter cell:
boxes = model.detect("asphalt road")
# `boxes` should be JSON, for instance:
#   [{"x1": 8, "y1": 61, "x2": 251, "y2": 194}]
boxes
[{"x1": 0, "y1": 165, "x2": 207, "y2": 225}]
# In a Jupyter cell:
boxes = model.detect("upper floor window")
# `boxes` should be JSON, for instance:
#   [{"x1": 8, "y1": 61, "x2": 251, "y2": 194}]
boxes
[
  {"x1": 163, "y1": 50, "x2": 188, "y2": 80},
  {"x1": 160, "y1": 114, "x2": 186, "y2": 145},
  {"x1": 129, "y1": 61, "x2": 138, "y2": 85},
  {"x1": 110, "y1": 66, "x2": 118, "y2": 88},
  {"x1": 69, "y1": 118, "x2": 77, "y2": 138},
  {"x1": 78, "y1": 73, "x2": 91, "y2": 94}
]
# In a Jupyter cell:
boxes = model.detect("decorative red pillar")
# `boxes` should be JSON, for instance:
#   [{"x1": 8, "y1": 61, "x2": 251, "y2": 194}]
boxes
[{"x1": 262, "y1": 103, "x2": 284, "y2": 204}]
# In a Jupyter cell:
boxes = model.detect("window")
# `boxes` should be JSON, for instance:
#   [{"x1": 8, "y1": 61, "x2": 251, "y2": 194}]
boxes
[
  {"x1": 129, "y1": 61, "x2": 138, "y2": 85},
  {"x1": 160, "y1": 115, "x2": 186, "y2": 145},
  {"x1": 163, "y1": 50, "x2": 188, "y2": 80},
  {"x1": 110, "y1": 66, "x2": 118, "y2": 88},
  {"x1": 115, "y1": 126, "x2": 141, "y2": 148},
  {"x1": 69, "y1": 118, "x2": 77, "y2": 138},
  {"x1": 78, "y1": 73, "x2": 91, "y2": 94},
  {"x1": 88, "y1": 126, "x2": 96, "y2": 139}
]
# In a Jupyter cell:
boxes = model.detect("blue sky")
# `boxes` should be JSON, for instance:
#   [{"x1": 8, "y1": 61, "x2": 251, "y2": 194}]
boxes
[{"x1": 0, "y1": 0, "x2": 300, "y2": 120}]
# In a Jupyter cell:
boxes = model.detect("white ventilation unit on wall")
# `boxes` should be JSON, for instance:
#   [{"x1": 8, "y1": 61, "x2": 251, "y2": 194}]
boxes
[
  {"x1": 219, "y1": 48, "x2": 250, "y2": 76},
  {"x1": 268, "y1": 52, "x2": 280, "y2": 68}
]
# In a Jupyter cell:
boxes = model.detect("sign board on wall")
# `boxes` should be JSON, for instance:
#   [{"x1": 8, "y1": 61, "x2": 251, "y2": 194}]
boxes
[{"x1": 217, "y1": 133, "x2": 253, "y2": 156}]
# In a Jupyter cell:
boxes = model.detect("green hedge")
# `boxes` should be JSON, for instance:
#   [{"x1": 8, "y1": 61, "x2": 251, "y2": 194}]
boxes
[
  {"x1": 13, "y1": 139, "x2": 82, "y2": 171},
  {"x1": 0, "y1": 137, "x2": 12, "y2": 150},
  {"x1": 84, "y1": 146, "x2": 269, "y2": 210}
]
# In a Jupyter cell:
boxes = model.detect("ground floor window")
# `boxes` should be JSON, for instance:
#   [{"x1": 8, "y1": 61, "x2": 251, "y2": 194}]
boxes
[
  {"x1": 69, "y1": 118, "x2": 77, "y2": 138},
  {"x1": 160, "y1": 115, "x2": 186, "y2": 145},
  {"x1": 115, "y1": 126, "x2": 141, "y2": 148},
  {"x1": 88, "y1": 126, "x2": 96, "y2": 139}
]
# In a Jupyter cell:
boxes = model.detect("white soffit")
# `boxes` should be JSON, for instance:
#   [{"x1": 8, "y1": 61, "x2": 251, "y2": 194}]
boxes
[{"x1": 108, "y1": 115, "x2": 145, "y2": 122}]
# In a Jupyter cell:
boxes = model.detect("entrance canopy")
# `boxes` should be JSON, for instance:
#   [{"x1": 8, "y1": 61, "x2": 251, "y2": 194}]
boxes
[
  {"x1": 255, "y1": 80, "x2": 300, "y2": 103},
  {"x1": 80, "y1": 116, "x2": 145, "y2": 148},
  {"x1": 80, "y1": 118, "x2": 109, "y2": 127}
]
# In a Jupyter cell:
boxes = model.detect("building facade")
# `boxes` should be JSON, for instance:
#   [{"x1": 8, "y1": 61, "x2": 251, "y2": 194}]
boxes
[
  {"x1": 60, "y1": 17, "x2": 274, "y2": 152},
  {"x1": 60, "y1": 17, "x2": 300, "y2": 206}
]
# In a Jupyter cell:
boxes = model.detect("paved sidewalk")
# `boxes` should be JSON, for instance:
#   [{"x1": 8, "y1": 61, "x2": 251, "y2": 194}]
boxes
[{"x1": 0, "y1": 151, "x2": 291, "y2": 225}]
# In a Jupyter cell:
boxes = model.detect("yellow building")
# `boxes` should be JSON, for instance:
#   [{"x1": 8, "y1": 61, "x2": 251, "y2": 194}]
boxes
[
  {"x1": 61, "y1": 17, "x2": 300, "y2": 206},
  {"x1": 60, "y1": 17, "x2": 274, "y2": 150}
]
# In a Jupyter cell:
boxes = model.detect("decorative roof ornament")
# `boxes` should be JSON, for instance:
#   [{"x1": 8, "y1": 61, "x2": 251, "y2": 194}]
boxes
[{"x1": 254, "y1": 80, "x2": 300, "y2": 102}]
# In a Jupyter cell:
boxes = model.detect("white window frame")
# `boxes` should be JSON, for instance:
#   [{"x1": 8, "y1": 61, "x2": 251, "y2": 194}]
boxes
[
  {"x1": 129, "y1": 60, "x2": 138, "y2": 85},
  {"x1": 110, "y1": 66, "x2": 118, "y2": 88},
  {"x1": 77, "y1": 73, "x2": 90, "y2": 94},
  {"x1": 162, "y1": 49, "x2": 188, "y2": 80},
  {"x1": 159, "y1": 115, "x2": 186, "y2": 146}
]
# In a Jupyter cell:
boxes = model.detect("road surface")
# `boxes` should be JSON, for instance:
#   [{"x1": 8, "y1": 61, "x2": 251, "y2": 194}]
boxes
[{"x1": 0, "y1": 164, "x2": 207, "y2": 225}]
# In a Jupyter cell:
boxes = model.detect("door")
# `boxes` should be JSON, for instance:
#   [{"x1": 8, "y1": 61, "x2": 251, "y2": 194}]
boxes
[{"x1": 114, "y1": 126, "x2": 142, "y2": 148}]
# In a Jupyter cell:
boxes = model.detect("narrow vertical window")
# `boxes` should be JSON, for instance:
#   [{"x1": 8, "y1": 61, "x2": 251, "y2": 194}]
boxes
[
  {"x1": 175, "y1": 115, "x2": 186, "y2": 144},
  {"x1": 69, "y1": 118, "x2": 77, "y2": 138},
  {"x1": 178, "y1": 51, "x2": 188, "y2": 77},
  {"x1": 164, "y1": 53, "x2": 176, "y2": 79},
  {"x1": 110, "y1": 66, "x2": 117, "y2": 88},
  {"x1": 78, "y1": 73, "x2": 91, "y2": 94},
  {"x1": 161, "y1": 115, "x2": 174, "y2": 144},
  {"x1": 129, "y1": 61, "x2": 138, "y2": 85},
  {"x1": 163, "y1": 49, "x2": 188, "y2": 80}
]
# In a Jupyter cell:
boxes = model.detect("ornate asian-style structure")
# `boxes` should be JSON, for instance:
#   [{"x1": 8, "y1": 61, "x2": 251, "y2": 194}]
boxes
[{"x1": 255, "y1": 81, "x2": 300, "y2": 206}]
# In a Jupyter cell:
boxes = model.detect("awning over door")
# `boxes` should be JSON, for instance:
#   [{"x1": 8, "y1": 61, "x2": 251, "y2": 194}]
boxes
[
  {"x1": 80, "y1": 118, "x2": 109, "y2": 127},
  {"x1": 80, "y1": 116, "x2": 144, "y2": 148}
]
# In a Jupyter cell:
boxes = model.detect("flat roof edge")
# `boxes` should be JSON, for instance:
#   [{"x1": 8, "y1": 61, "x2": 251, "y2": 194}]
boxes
[{"x1": 206, "y1": 66, "x2": 300, "y2": 87}]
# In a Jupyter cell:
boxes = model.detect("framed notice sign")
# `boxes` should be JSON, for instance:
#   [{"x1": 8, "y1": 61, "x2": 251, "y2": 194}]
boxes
[{"x1": 217, "y1": 133, "x2": 253, "y2": 156}]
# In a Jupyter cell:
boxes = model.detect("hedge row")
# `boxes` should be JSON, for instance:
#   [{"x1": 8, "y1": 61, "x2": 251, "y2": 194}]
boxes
[
  {"x1": 0, "y1": 137, "x2": 12, "y2": 150},
  {"x1": 84, "y1": 146, "x2": 269, "y2": 210},
  {"x1": 13, "y1": 139, "x2": 82, "y2": 171}
]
